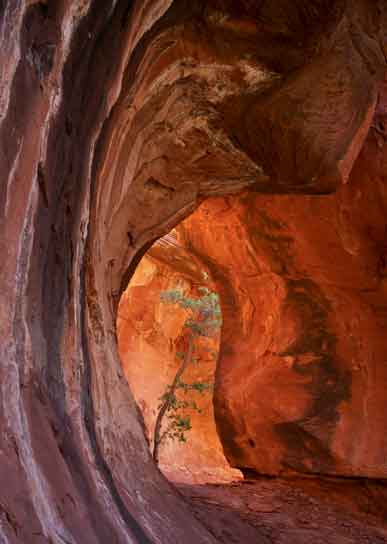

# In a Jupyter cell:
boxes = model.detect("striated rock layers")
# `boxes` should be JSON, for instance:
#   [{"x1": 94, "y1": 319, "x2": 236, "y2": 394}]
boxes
[{"x1": 1, "y1": 0, "x2": 387, "y2": 542}]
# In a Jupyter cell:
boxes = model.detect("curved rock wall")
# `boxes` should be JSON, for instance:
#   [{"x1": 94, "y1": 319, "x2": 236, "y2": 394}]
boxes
[
  {"x1": 0, "y1": 0, "x2": 386, "y2": 541},
  {"x1": 182, "y1": 122, "x2": 387, "y2": 477}
]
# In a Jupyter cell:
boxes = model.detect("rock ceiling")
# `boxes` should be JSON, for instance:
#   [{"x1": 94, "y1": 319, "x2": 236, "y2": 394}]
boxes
[{"x1": 1, "y1": 1, "x2": 387, "y2": 542}]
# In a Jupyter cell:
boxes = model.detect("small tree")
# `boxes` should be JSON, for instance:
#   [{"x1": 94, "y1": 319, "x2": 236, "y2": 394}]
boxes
[{"x1": 152, "y1": 285, "x2": 221, "y2": 464}]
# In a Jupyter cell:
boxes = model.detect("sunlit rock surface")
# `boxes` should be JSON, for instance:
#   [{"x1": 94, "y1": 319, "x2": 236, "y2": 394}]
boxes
[
  {"x1": 117, "y1": 245, "x2": 241, "y2": 484},
  {"x1": 1, "y1": 0, "x2": 387, "y2": 542},
  {"x1": 183, "y1": 137, "x2": 387, "y2": 478}
]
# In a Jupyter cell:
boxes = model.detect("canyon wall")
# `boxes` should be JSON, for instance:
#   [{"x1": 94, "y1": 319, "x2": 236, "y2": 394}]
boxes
[
  {"x1": 183, "y1": 123, "x2": 387, "y2": 477},
  {"x1": 0, "y1": 0, "x2": 387, "y2": 542}
]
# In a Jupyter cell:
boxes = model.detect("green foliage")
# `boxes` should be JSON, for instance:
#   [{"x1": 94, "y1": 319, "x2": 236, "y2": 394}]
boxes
[
  {"x1": 158, "y1": 379, "x2": 212, "y2": 444},
  {"x1": 158, "y1": 383, "x2": 210, "y2": 411},
  {"x1": 154, "y1": 280, "x2": 221, "y2": 455},
  {"x1": 160, "y1": 284, "x2": 222, "y2": 337},
  {"x1": 162, "y1": 414, "x2": 192, "y2": 443},
  {"x1": 176, "y1": 379, "x2": 213, "y2": 394},
  {"x1": 159, "y1": 289, "x2": 183, "y2": 305}
]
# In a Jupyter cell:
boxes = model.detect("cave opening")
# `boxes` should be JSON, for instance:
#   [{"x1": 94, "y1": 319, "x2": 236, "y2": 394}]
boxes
[
  {"x1": 3, "y1": 0, "x2": 387, "y2": 541},
  {"x1": 116, "y1": 218, "x2": 241, "y2": 484}
]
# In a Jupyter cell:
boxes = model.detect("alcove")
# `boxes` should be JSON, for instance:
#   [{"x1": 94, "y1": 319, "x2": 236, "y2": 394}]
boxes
[{"x1": 117, "y1": 224, "x2": 241, "y2": 483}]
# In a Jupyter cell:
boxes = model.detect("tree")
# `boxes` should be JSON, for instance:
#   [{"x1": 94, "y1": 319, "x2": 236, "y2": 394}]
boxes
[{"x1": 152, "y1": 286, "x2": 222, "y2": 464}]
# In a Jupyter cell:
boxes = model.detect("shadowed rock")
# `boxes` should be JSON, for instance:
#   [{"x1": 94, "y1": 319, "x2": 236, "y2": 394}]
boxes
[{"x1": 1, "y1": 1, "x2": 387, "y2": 542}]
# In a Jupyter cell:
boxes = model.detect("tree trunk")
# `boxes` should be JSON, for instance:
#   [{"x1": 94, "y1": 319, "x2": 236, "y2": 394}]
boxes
[{"x1": 153, "y1": 334, "x2": 194, "y2": 464}]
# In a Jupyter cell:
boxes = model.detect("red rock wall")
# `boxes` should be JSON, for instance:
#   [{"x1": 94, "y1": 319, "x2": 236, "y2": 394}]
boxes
[
  {"x1": 1, "y1": 0, "x2": 387, "y2": 541},
  {"x1": 182, "y1": 123, "x2": 387, "y2": 477}
]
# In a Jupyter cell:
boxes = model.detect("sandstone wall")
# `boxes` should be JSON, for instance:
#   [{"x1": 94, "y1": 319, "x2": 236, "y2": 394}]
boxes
[
  {"x1": 183, "y1": 131, "x2": 387, "y2": 477},
  {"x1": 1, "y1": 1, "x2": 386, "y2": 542}
]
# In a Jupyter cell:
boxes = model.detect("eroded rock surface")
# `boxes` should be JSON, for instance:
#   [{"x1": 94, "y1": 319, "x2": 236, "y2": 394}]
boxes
[
  {"x1": 182, "y1": 123, "x2": 387, "y2": 477},
  {"x1": 1, "y1": 0, "x2": 387, "y2": 542}
]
